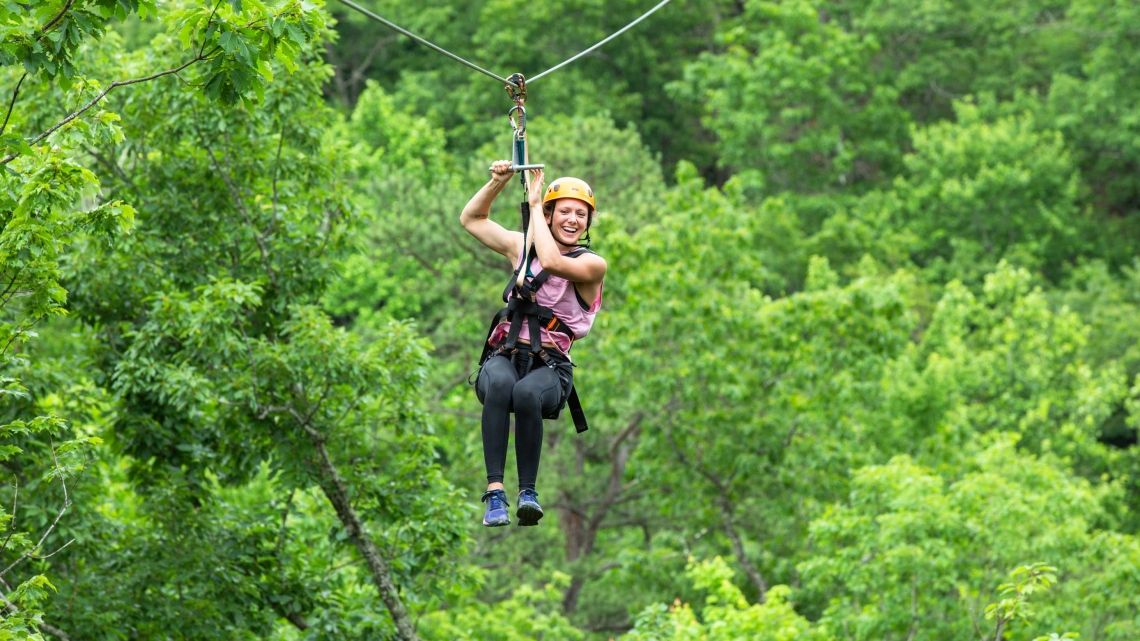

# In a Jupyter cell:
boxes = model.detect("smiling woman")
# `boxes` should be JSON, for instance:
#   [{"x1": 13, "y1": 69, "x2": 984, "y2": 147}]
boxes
[{"x1": 459, "y1": 160, "x2": 607, "y2": 528}]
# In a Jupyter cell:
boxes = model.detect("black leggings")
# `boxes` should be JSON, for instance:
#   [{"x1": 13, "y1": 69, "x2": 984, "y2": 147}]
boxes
[{"x1": 476, "y1": 353, "x2": 572, "y2": 491}]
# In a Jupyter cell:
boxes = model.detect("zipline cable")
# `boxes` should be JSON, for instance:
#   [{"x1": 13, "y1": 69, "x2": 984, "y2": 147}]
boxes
[
  {"x1": 336, "y1": 0, "x2": 517, "y2": 87},
  {"x1": 528, "y1": 0, "x2": 673, "y2": 84},
  {"x1": 334, "y1": 0, "x2": 673, "y2": 88}
]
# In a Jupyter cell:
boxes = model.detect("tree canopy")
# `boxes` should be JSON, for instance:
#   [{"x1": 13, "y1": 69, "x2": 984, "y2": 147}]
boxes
[{"x1": 2, "y1": 1, "x2": 1139, "y2": 639}]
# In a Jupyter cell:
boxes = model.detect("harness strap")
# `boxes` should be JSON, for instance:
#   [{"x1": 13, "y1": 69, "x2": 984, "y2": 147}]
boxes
[
  {"x1": 505, "y1": 202, "x2": 532, "y2": 302},
  {"x1": 567, "y1": 386, "x2": 587, "y2": 433},
  {"x1": 504, "y1": 246, "x2": 591, "y2": 303},
  {"x1": 478, "y1": 306, "x2": 510, "y2": 367}
]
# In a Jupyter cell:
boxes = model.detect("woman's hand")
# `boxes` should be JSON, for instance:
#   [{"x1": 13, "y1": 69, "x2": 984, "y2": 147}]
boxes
[
  {"x1": 526, "y1": 168, "x2": 545, "y2": 209},
  {"x1": 490, "y1": 160, "x2": 514, "y2": 185}
]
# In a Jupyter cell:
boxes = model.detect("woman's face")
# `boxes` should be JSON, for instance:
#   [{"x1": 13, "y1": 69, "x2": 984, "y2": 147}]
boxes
[{"x1": 545, "y1": 197, "x2": 591, "y2": 246}]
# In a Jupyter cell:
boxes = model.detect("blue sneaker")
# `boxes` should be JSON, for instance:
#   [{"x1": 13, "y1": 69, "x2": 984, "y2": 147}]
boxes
[
  {"x1": 516, "y1": 489, "x2": 544, "y2": 526},
  {"x1": 481, "y1": 489, "x2": 510, "y2": 527}
]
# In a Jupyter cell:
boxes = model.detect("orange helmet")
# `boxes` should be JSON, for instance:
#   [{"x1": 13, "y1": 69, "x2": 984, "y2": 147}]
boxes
[{"x1": 543, "y1": 177, "x2": 595, "y2": 214}]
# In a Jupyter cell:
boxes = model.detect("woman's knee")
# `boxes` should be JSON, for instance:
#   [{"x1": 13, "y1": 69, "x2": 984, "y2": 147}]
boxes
[
  {"x1": 477, "y1": 357, "x2": 516, "y2": 404},
  {"x1": 512, "y1": 370, "x2": 560, "y2": 414}
]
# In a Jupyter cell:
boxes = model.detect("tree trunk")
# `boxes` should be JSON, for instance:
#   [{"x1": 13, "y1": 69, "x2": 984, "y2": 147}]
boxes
[
  {"x1": 310, "y1": 434, "x2": 420, "y2": 641},
  {"x1": 719, "y1": 502, "x2": 768, "y2": 602},
  {"x1": 560, "y1": 415, "x2": 643, "y2": 614},
  {"x1": 562, "y1": 573, "x2": 587, "y2": 614}
]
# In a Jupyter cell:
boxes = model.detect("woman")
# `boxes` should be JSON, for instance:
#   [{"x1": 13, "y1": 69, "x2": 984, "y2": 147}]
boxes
[{"x1": 460, "y1": 160, "x2": 607, "y2": 527}]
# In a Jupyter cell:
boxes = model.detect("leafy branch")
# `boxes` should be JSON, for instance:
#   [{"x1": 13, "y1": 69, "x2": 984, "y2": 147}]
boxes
[
  {"x1": 984, "y1": 563, "x2": 1061, "y2": 641},
  {"x1": 1, "y1": 51, "x2": 217, "y2": 165},
  {"x1": 0, "y1": 580, "x2": 72, "y2": 640},
  {"x1": 0, "y1": 439, "x2": 75, "y2": 580},
  {"x1": 37, "y1": 0, "x2": 78, "y2": 36}
]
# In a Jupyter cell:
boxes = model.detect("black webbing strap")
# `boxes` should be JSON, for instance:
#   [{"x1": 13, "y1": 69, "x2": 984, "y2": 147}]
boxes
[
  {"x1": 478, "y1": 298, "x2": 580, "y2": 367},
  {"x1": 567, "y1": 385, "x2": 588, "y2": 433},
  {"x1": 503, "y1": 200, "x2": 530, "y2": 302},
  {"x1": 504, "y1": 246, "x2": 590, "y2": 303},
  {"x1": 478, "y1": 306, "x2": 510, "y2": 367}
]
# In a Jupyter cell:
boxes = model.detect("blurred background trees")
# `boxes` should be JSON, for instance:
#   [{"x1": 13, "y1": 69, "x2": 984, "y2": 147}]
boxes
[{"x1": 2, "y1": 0, "x2": 1138, "y2": 639}]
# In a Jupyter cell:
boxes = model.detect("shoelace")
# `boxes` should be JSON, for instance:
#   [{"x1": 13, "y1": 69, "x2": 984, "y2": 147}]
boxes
[{"x1": 482, "y1": 491, "x2": 508, "y2": 506}]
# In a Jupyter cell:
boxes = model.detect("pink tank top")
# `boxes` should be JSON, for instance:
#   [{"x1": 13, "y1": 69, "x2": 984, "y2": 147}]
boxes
[{"x1": 489, "y1": 251, "x2": 603, "y2": 356}]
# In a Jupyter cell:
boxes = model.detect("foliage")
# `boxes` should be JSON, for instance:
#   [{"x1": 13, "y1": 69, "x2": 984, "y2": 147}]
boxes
[
  {"x1": 1047, "y1": 0, "x2": 1140, "y2": 218},
  {"x1": 891, "y1": 102, "x2": 1088, "y2": 282},
  {"x1": 800, "y1": 439, "x2": 1133, "y2": 641},
  {"x1": 2, "y1": 0, "x2": 1140, "y2": 639},
  {"x1": 624, "y1": 557, "x2": 827, "y2": 641},
  {"x1": 419, "y1": 571, "x2": 584, "y2": 641},
  {"x1": 671, "y1": 0, "x2": 910, "y2": 192}
]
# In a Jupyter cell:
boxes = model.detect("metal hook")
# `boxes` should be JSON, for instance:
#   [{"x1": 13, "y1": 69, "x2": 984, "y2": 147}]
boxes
[{"x1": 508, "y1": 104, "x2": 527, "y2": 136}]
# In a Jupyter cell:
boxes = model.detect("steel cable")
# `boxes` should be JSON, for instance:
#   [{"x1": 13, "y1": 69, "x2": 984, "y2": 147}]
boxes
[
  {"x1": 528, "y1": 0, "x2": 673, "y2": 84},
  {"x1": 334, "y1": 0, "x2": 673, "y2": 88},
  {"x1": 336, "y1": 0, "x2": 516, "y2": 87}
]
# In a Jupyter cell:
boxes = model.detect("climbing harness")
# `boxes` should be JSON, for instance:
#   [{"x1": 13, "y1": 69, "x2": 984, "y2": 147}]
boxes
[{"x1": 476, "y1": 245, "x2": 592, "y2": 434}]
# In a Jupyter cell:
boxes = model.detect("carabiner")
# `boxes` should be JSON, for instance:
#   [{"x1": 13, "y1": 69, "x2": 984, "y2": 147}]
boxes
[{"x1": 508, "y1": 104, "x2": 526, "y2": 136}]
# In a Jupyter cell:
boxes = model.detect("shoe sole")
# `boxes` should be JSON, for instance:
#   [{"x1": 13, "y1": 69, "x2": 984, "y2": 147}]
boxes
[
  {"x1": 483, "y1": 510, "x2": 510, "y2": 526},
  {"x1": 516, "y1": 504, "x2": 543, "y2": 527}
]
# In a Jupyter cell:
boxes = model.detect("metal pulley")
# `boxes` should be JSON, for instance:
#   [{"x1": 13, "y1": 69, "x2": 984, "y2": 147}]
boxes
[
  {"x1": 505, "y1": 72, "x2": 527, "y2": 103},
  {"x1": 502, "y1": 73, "x2": 543, "y2": 176}
]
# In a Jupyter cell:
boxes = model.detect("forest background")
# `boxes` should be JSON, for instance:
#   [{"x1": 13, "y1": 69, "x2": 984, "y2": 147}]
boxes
[{"x1": 2, "y1": 0, "x2": 1140, "y2": 639}]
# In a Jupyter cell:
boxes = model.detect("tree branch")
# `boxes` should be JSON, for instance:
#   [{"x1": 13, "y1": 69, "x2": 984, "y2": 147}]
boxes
[
  {"x1": 38, "y1": 0, "x2": 76, "y2": 35},
  {"x1": 667, "y1": 421, "x2": 769, "y2": 600},
  {"x1": 2, "y1": 50, "x2": 216, "y2": 165},
  {"x1": 302, "y1": 421, "x2": 421, "y2": 641},
  {"x1": 198, "y1": 0, "x2": 225, "y2": 59},
  {"x1": 0, "y1": 268, "x2": 26, "y2": 307},
  {"x1": 905, "y1": 575, "x2": 919, "y2": 641},
  {"x1": 274, "y1": 489, "x2": 294, "y2": 558},
  {"x1": 0, "y1": 476, "x2": 17, "y2": 554},
  {"x1": 720, "y1": 506, "x2": 768, "y2": 601},
  {"x1": 271, "y1": 121, "x2": 285, "y2": 223},
  {"x1": 83, "y1": 144, "x2": 140, "y2": 199},
  {"x1": 586, "y1": 413, "x2": 643, "y2": 537},
  {"x1": 1, "y1": 73, "x2": 27, "y2": 137},
  {"x1": 0, "y1": 440, "x2": 71, "y2": 580},
  {"x1": 0, "y1": 320, "x2": 34, "y2": 361},
  {"x1": 563, "y1": 413, "x2": 643, "y2": 613}
]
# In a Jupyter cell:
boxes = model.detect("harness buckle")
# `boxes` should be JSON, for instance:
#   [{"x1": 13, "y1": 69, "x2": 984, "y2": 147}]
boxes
[{"x1": 537, "y1": 348, "x2": 557, "y2": 369}]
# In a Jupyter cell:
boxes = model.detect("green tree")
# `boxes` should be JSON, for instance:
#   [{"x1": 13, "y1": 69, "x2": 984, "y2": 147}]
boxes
[
  {"x1": 800, "y1": 440, "x2": 1137, "y2": 640},
  {"x1": 823, "y1": 0, "x2": 1078, "y2": 123},
  {"x1": 1047, "y1": 0, "x2": 1140, "y2": 219},
  {"x1": 813, "y1": 99, "x2": 1092, "y2": 284},
  {"x1": 623, "y1": 557, "x2": 827, "y2": 641},
  {"x1": 1, "y1": 1, "x2": 148, "y2": 636},
  {"x1": 670, "y1": 0, "x2": 910, "y2": 192},
  {"x1": 4, "y1": 1, "x2": 466, "y2": 638}
]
